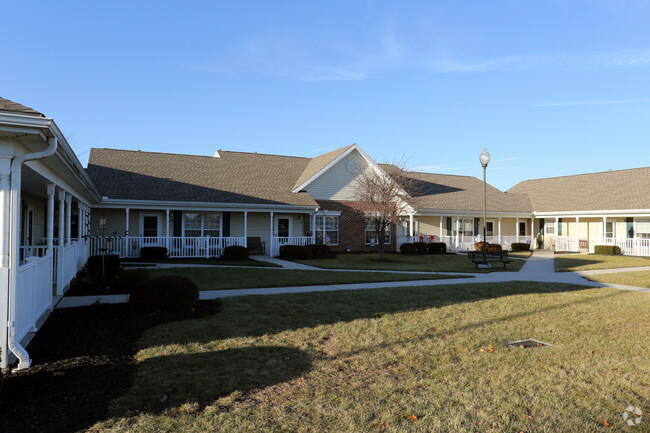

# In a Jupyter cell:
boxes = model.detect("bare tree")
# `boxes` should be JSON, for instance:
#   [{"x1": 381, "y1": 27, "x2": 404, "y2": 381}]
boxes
[{"x1": 353, "y1": 159, "x2": 417, "y2": 260}]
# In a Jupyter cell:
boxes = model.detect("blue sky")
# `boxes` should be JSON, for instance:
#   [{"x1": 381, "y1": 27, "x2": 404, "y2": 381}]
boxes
[{"x1": 3, "y1": 1, "x2": 650, "y2": 191}]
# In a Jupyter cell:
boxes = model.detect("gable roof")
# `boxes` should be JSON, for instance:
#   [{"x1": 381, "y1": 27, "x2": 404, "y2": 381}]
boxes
[
  {"x1": 0, "y1": 97, "x2": 44, "y2": 117},
  {"x1": 292, "y1": 144, "x2": 357, "y2": 191},
  {"x1": 400, "y1": 170, "x2": 532, "y2": 213},
  {"x1": 87, "y1": 148, "x2": 318, "y2": 207},
  {"x1": 507, "y1": 166, "x2": 650, "y2": 212}
]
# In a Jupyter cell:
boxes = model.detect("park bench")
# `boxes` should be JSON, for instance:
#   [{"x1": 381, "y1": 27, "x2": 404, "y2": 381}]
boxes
[{"x1": 467, "y1": 251, "x2": 512, "y2": 270}]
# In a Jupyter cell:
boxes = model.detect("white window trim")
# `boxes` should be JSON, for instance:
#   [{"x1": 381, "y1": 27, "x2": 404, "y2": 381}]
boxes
[
  {"x1": 545, "y1": 221, "x2": 555, "y2": 235},
  {"x1": 365, "y1": 216, "x2": 391, "y2": 245},
  {"x1": 182, "y1": 211, "x2": 223, "y2": 238},
  {"x1": 274, "y1": 214, "x2": 293, "y2": 237},
  {"x1": 314, "y1": 214, "x2": 339, "y2": 246},
  {"x1": 139, "y1": 213, "x2": 162, "y2": 237}
]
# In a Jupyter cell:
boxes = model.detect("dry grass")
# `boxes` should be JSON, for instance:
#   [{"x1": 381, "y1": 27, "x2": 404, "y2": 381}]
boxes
[
  {"x1": 89, "y1": 282, "x2": 650, "y2": 432},
  {"x1": 586, "y1": 270, "x2": 650, "y2": 288},
  {"x1": 555, "y1": 254, "x2": 650, "y2": 272}
]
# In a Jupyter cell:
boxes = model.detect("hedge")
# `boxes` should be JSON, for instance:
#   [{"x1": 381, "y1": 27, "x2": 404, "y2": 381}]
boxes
[
  {"x1": 222, "y1": 245, "x2": 249, "y2": 260},
  {"x1": 511, "y1": 243, "x2": 530, "y2": 251},
  {"x1": 427, "y1": 242, "x2": 447, "y2": 254},
  {"x1": 594, "y1": 245, "x2": 621, "y2": 255},
  {"x1": 279, "y1": 245, "x2": 313, "y2": 260},
  {"x1": 308, "y1": 244, "x2": 330, "y2": 257},
  {"x1": 413, "y1": 242, "x2": 429, "y2": 255},
  {"x1": 140, "y1": 247, "x2": 168, "y2": 261},
  {"x1": 400, "y1": 243, "x2": 417, "y2": 255}
]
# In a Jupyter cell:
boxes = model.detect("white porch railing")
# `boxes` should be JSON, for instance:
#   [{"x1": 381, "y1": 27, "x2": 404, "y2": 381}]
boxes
[
  {"x1": 396, "y1": 234, "x2": 529, "y2": 253},
  {"x1": 19, "y1": 245, "x2": 48, "y2": 265},
  {"x1": 15, "y1": 254, "x2": 53, "y2": 344},
  {"x1": 54, "y1": 240, "x2": 89, "y2": 295},
  {"x1": 89, "y1": 236, "x2": 247, "y2": 258},
  {"x1": 270, "y1": 236, "x2": 313, "y2": 256},
  {"x1": 604, "y1": 237, "x2": 650, "y2": 256},
  {"x1": 556, "y1": 236, "x2": 580, "y2": 252}
]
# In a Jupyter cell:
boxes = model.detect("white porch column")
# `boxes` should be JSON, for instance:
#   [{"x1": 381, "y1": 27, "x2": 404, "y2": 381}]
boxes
[
  {"x1": 269, "y1": 211, "x2": 274, "y2": 255},
  {"x1": 244, "y1": 211, "x2": 248, "y2": 246},
  {"x1": 439, "y1": 216, "x2": 443, "y2": 239},
  {"x1": 125, "y1": 208, "x2": 130, "y2": 258},
  {"x1": 576, "y1": 217, "x2": 580, "y2": 250},
  {"x1": 603, "y1": 216, "x2": 607, "y2": 242},
  {"x1": 65, "y1": 193, "x2": 72, "y2": 245},
  {"x1": 311, "y1": 213, "x2": 316, "y2": 244},
  {"x1": 516, "y1": 217, "x2": 519, "y2": 243},
  {"x1": 165, "y1": 209, "x2": 170, "y2": 251},
  {"x1": 455, "y1": 216, "x2": 459, "y2": 250},
  {"x1": 58, "y1": 190, "x2": 65, "y2": 246},
  {"x1": 0, "y1": 163, "x2": 10, "y2": 268},
  {"x1": 498, "y1": 217, "x2": 502, "y2": 245},
  {"x1": 77, "y1": 201, "x2": 83, "y2": 239},
  {"x1": 46, "y1": 184, "x2": 55, "y2": 255},
  {"x1": 531, "y1": 218, "x2": 535, "y2": 250},
  {"x1": 409, "y1": 214, "x2": 414, "y2": 238}
]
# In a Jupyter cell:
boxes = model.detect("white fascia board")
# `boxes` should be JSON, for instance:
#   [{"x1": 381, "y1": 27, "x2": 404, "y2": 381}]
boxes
[
  {"x1": 533, "y1": 209, "x2": 650, "y2": 218},
  {"x1": 314, "y1": 209, "x2": 342, "y2": 216},
  {"x1": 93, "y1": 199, "x2": 319, "y2": 213},
  {"x1": 291, "y1": 144, "x2": 360, "y2": 193},
  {"x1": 415, "y1": 209, "x2": 533, "y2": 218}
]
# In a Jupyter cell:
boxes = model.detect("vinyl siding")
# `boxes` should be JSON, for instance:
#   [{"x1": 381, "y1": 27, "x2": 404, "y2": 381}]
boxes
[{"x1": 305, "y1": 151, "x2": 370, "y2": 200}]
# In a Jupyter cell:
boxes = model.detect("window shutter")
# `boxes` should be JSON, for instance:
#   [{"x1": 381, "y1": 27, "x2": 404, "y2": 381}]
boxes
[
  {"x1": 558, "y1": 218, "x2": 562, "y2": 236},
  {"x1": 539, "y1": 218, "x2": 545, "y2": 235},
  {"x1": 173, "y1": 211, "x2": 182, "y2": 237},
  {"x1": 223, "y1": 212, "x2": 231, "y2": 237},
  {"x1": 446, "y1": 217, "x2": 452, "y2": 236},
  {"x1": 474, "y1": 218, "x2": 480, "y2": 235},
  {"x1": 627, "y1": 217, "x2": 634, "y2": 238}
]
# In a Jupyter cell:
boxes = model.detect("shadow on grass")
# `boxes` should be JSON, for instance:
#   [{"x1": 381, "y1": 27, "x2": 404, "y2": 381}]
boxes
[
  {"x1": 111, "y1": 345, "x2": 312, "y2": 414},
  {"x1": 145, "y1": 282, "x2": 603, "y2": 346}
]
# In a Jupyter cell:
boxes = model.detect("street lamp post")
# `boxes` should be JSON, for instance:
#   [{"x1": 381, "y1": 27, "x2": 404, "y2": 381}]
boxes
[{"x1": 479, "y1": 148, "x2": 491, "y2": 267}]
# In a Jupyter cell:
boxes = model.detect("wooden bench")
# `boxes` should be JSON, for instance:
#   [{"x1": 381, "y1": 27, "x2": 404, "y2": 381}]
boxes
[
  {"x1": 467, "y1": 251, "x2": 512, "y2": 269},
  {"x1": 247, "y1": 237, "x2": 266, "y2": 255}
]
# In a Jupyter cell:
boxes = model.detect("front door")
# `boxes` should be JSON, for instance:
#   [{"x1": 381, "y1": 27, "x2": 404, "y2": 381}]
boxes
[
  {"x1": 519, "y1": 221, "x2": 527, "y2": 236},
  {"x1": 277, "y1": 218, "x2": 290, "y2": 237},
  {"x1": 486, "y1": 221, "x2": 494, "y2": 236},
  {"x1": 142, "y1": 216, "x2": 159, "y2": 237}
]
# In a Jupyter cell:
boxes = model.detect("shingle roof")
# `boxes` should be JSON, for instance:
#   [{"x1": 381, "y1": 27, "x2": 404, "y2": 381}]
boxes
[
  {"x1": 292, "y1": 144, "x2": 355, "y2": 190},
  {"x1": 401, "y1": 170, "x2": 532, "y2": 213},
  {"x1": 507, "y1": 167, "x2": 650, "y2": 212},
  {"x1": 0, "y1": 97, "x2": 44, "y2": 117},
  {"x1": 86, "y1": 148, "x2": 318, "y2": 207}
]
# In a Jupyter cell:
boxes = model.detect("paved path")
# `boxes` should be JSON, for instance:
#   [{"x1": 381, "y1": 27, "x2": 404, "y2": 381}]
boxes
[{"x1": 56, "y1": 250, "x2": 650, "y2": 308}]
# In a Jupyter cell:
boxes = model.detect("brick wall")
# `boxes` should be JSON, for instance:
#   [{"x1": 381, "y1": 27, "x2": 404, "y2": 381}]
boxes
[{"x1": 315, "y1": 200, "x2": 397, "y2": 253}]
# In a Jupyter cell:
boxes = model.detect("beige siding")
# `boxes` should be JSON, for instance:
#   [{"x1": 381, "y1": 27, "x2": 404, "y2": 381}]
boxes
[
  {"x1": 305, "y1": 150, "x2": 370, "y2": 200},
  {"x1": 246, "y1": 212, "x2": 273, "y2": 249}
]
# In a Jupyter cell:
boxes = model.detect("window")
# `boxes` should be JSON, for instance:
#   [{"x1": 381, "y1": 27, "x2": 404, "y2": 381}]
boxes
[
  {"x1": 605, "y1": 221, "x2": 616, "y2": 238},
  {"x1": 545, "y1": 221, "x2": 555, "y2": 235},
  {"x1": 315, "y1": 215, "x2": 339, "y2": 245},
  {"x1": 519, "y1": 221, "x2": 527, "y2": 236},
  {"x1": 183, "y1": 212, "x2": 221, "y2": 237},
  {"x1": 457, "y1": 218, "x2": 474, "y2": 236},
  {"x1": 486, "y1": 221, "x2": 494, "y2": 236},
  {"x1": 637, "y1": 219, "x2": 650, "y2": 239},
  {"x1": 365, "y1": 217, "x2": 390, "y2": 245}
]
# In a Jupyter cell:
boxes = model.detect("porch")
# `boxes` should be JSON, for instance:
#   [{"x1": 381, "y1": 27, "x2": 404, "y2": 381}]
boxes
[{"x1": 397, "y1": 234, "x2": 531, "y2": 252}]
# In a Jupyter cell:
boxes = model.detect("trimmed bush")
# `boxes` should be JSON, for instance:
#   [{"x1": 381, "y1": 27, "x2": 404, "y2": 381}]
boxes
[
  {"x1": 139, "y1": 247, "x2": 168, "y2": 261},
  {"x1": 427, "y1": 242, "x2": 447, "y2": 254},
  {"x1": 308, "y1": 244, "x2": 330, "y2": 257},
  {"x1": 279, "y1": 245, "x2": 313, "y2": 260},
  {"x1": 222, "y1": 245, "x2": 249, "y2": 260},
  {"x1": 129, "y1": 275, "x2": 199, "y2": 314},
  {"x1": 400, "y1": 243, "x2": 417, "y2": 255},
  {"x1": 86, "y1": 254, "x2": 121, "y2": 283},
  {"x1": 487, "y1": 243, "x2": 502, "y2": 252},
  {"x1": 511, "y1": 243, "x2": 530, "y2": 251},
  {"x1": 117, "y1": 268, "x2": 150, "y2": 290},
  {"x1": 413, "y1": 242, "x2": 429, "y2": 255},
  {"x1": 594, "y1": 245, "x2": 621, "y2": 255},
  {"x1": 474, "y1": 241, "x2": 487, "y2": 252}
]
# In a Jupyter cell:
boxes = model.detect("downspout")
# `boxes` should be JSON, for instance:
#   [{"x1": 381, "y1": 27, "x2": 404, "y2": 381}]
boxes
[{"x1": 5, "y1": 136, "x2": 57, "y2": 370}]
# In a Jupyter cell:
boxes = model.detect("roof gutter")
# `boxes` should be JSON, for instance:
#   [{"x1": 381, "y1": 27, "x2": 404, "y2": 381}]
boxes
[{"x1": 4, "y1": 136, "x2": 58, "y2": 370}]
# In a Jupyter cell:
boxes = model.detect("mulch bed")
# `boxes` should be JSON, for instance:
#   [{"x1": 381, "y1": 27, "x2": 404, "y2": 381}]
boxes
[{"x1": 0, "y1": 301, "x2": 220, "y2": 433}]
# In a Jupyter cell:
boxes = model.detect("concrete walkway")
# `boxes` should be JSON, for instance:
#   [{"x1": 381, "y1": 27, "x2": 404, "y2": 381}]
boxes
[{"x1": 56, "y1": 250, "x2": 650, "y2": 308}]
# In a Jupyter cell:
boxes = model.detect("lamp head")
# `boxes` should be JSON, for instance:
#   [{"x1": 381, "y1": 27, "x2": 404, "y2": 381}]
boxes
[{"x1": 479, "y1": 148, "x2": 491, "y2": 168}]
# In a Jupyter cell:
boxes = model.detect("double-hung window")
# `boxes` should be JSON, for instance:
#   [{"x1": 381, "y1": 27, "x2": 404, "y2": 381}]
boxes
[
  {"x1": 183, "y1": 212, "x2": 221, "y2": 237},
  {"x1": 315, "y1": 215, "x2": 339, "y2": 245},
  {"x1": 545, "y1": 221, "x2": 555, "y2": 235},
  {"x1": 365, "y1": 217, "x2": 390, "y2": 244},
  {"x1": 457, "y1": 218, "x2": 474, "y2": 237},
  {"x1": 637, "y1": 219, "x2": 650, "y2": 240}
]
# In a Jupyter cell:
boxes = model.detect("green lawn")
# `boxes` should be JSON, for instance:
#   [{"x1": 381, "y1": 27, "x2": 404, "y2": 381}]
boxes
[
  {"x1": 296, "y1": 252, "x2": 525, "y2": 272},
  {"x1": 555, "y1": 254, "x2": 650, "y2": 272},
  {"x1": 90, "y1": 282, "x2": 649, "y2": 432},
  {"x1": 148, "y1": 267, "x2": 465, "y2": 291},
  {"x1": 586, "y1": 270, "x2": 650, "y2": 288}
]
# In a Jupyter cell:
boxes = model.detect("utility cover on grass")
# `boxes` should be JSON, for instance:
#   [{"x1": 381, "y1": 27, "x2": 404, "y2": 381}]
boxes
[{"x1": 507, "y1": 339, "x2": 551, "y2": 349}]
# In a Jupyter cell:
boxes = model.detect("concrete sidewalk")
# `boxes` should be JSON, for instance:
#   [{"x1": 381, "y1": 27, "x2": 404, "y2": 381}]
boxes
[{"x1": 55, "y1": 250, "x2": 650, "y2": 308}]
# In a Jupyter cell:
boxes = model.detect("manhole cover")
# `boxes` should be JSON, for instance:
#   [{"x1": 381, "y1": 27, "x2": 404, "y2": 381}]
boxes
[{"x1": 507, "y1": 339, "x2": 551, "y2": 349}]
